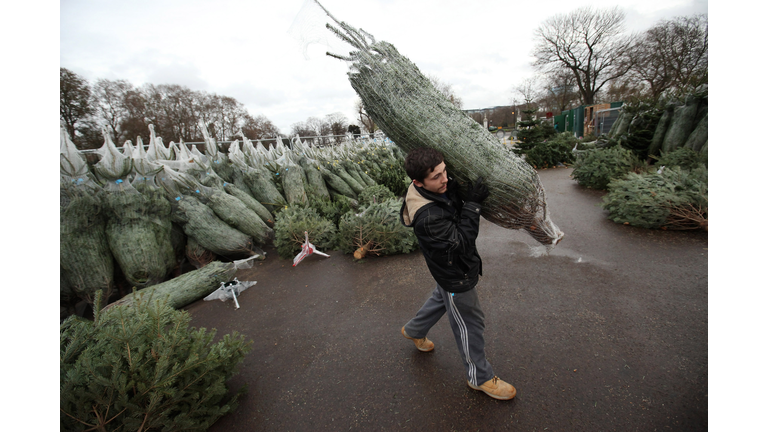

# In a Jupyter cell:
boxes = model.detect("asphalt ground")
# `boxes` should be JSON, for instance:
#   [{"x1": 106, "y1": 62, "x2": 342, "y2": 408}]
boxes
[{"x1": 185, "y1": 167, "x2": 708, "y2": 431}]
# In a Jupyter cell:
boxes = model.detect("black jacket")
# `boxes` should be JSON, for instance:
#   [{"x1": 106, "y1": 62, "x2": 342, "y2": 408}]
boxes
[{"x1": 400, "y1": 178, "x2": 483, "y2": 293}]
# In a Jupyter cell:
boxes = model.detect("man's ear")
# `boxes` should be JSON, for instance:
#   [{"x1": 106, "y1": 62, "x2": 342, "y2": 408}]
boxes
[{"x1": 412, "y1": 179, "x2": 424, "y2": 188}]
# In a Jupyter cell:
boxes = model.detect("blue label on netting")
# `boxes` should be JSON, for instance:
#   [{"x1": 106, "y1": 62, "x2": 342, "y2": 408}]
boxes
[
  {"x1": 116, "y1": 179, "x2": 123, "y2": 184},
  {"x1": 223, "y1": 182, "x2": 228, "y2": 186},
  {"x1": 175, "y1": 196, "x2": 181, "y2": 201},
  {"x1": 195, "y1": 189, "x2": 200, "y2": 193}
]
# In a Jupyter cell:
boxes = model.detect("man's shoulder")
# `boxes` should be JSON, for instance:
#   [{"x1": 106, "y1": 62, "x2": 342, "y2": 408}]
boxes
[{"x1": 413, "y1": 202, "x2": 453, "y2": 227}]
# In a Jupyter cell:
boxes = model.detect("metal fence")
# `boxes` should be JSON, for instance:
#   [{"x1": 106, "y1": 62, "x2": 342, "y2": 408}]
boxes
[
  {"x1": 594, "y1": 107, "x2": 622, "y2": 136},
  {"x1": 78, "y1": 132, "x2": 388, "y2": 155}
]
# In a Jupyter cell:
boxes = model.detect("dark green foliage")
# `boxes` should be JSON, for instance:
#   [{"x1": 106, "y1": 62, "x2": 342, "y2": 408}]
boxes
[
  {"x1": 60, "y1": 293, "x2": 251, "y2": 432},
  {"x1": 522, "y1": 133, "x2": 578, "y2": 169},
  {"x1": 170, "y1": 222, "x2": 187, "y2": 260},
  {"x1": 306, "y1": 194, "x2": 357, "y2": 226},
  {"x1": 336, "y1": 199, "x2": 418, "y2": 257},
  {"x1": 375, "y1": 162, "x2": 410, "y2": 197},
  {"x1": 273, "y1": 204, "x2": 337, "y2": 259},
  {"x1": 357, "y1": 184, "x2": 396, "y2": 206},
  {"x1": 653, "y1": 147, "x2": 708, "y2": 170},
  {"x1": 571, "y1": 146, "x2": 644, "y2": 190},
  {"x1": 350, "y1": 143, "x2": 408, "y2": 196},
  {"x1": 601, "y1": 166, "x2": 707, "y2": 229},
  {"x1": 513, "y1": 113, "x2": 557, "y2": 158},
  {"x1": 348, "y1": 124, "x2": 362, "y2": 136}
]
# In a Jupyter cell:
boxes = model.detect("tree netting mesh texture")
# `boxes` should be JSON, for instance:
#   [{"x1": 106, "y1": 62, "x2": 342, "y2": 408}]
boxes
[{"x1": 293, "y1": 0, "x2": 564, "y2": 246}]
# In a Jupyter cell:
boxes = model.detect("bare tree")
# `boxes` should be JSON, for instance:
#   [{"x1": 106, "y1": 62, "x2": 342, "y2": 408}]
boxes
[
  {"x1": 355, "y1": 98, "x2": 377, "y2": 137},
  {"x1": 141, "y1": 84, "x2": 198, "y2": 141},
  {"x1": 515, "y1": 77, "x2": 540, "y2": 109},
  {"x1": 627, "y1": 14, "x2": 708, "y2": 100},
  {"x1": 91, "y1": 79, "x2": 134, "y2": 145},
  {"x1": 242, "y1": 114, "x2": 280, "y2": 140},
  {"x1": 514, "y1": 78, "x2": 543, "y2": 129},
  {"x1": 289, "y1": 120, "x2": 316, "y2": 139},
  {"x1": 60, "y1": 68, "x2": 93, "y2": 143},
  {"x1": 538, "y1": 68, "x2": 581, "y2": 113},
  {"x1": 533, "y1": 6, "x2": 636, "y2": 105},
  {"x1": 325, "y1": 112, "x2": 349, "y2": 144}
]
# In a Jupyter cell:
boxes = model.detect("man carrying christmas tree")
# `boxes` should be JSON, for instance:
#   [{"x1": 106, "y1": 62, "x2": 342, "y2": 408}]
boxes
[{"x1": 399, "y1": 147, "x2": 516, "y2": 400}]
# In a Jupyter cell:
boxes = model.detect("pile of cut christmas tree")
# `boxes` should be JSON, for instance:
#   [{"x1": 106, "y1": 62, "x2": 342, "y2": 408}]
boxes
[
  {"x1": 570, "y1": 87, "x2": 708, "y2": 230},
  {"x1": 60, "y1": 123, "x2": 415, "y2": 312}
]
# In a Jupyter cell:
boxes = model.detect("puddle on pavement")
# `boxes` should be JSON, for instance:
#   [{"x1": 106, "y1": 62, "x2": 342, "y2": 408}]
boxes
[{"x1": 505, "y1": 241, "x2": 611, "y2": 267}]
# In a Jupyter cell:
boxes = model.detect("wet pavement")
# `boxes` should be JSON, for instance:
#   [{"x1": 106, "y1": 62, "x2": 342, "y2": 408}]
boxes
[{"x1": 184, "y1": 167, "x2": 708, "y2": 431}]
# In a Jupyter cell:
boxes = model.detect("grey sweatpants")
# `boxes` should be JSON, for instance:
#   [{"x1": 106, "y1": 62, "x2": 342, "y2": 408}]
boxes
[{"x1": 404, "y1": 284, "x2": 494, "y2": 386}]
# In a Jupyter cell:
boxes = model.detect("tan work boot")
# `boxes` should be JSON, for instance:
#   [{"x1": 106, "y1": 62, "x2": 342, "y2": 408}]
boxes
[
  {"x1": 468, "y1": 376, "x2": 517, "y2": 400},
  {"x1": 401, "y1": 326, "x2": 434, "y2": 352}
]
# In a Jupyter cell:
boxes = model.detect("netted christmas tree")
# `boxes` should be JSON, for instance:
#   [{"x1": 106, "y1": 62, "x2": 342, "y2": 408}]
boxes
[{"x1": 300, "y1": 0, "x2": 563, "y2": 246}]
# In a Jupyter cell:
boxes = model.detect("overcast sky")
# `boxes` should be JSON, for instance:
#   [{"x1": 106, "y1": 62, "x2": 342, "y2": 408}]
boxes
[{"x1": 60, "y1": 0, "x2": 708, "y2": 136}]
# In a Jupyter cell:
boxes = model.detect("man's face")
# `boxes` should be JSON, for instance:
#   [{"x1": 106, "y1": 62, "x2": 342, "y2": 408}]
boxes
[{"x1": 414, "y1": 161, "x2": 448, "y2": 194}]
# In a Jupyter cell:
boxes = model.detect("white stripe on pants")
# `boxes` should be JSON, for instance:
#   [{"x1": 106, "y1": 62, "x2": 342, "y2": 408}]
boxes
[{"x1": 404, "y1": 284, "x2": 494, "y2": 386}]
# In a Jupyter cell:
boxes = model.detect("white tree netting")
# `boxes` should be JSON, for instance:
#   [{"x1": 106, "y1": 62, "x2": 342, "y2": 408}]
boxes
[{"x1": 293, "y1": 0, "x2": 564, "y2": 246}]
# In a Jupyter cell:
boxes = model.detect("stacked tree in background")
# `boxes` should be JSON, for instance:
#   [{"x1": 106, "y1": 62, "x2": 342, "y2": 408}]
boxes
[
  {"x1": 570, "y1": 88, "x2": 708, "y2": 231},
  {"x1": 60, "y1": 124, "x2": 416, "y2": 316}
]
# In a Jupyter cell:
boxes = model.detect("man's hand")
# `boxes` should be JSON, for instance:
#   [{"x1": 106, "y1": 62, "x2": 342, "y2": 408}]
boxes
[{"x1": 466, "y1": 177, "x2": 490, "y2": 204}]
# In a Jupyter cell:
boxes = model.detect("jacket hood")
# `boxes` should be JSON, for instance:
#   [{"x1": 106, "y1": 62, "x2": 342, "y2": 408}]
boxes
[
  {"x1": 402, "y1": 183, "x2": 430, "y2": 226},
  {"x1": 401, "y1": 181, "x2": 455, "y2": 226}
]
